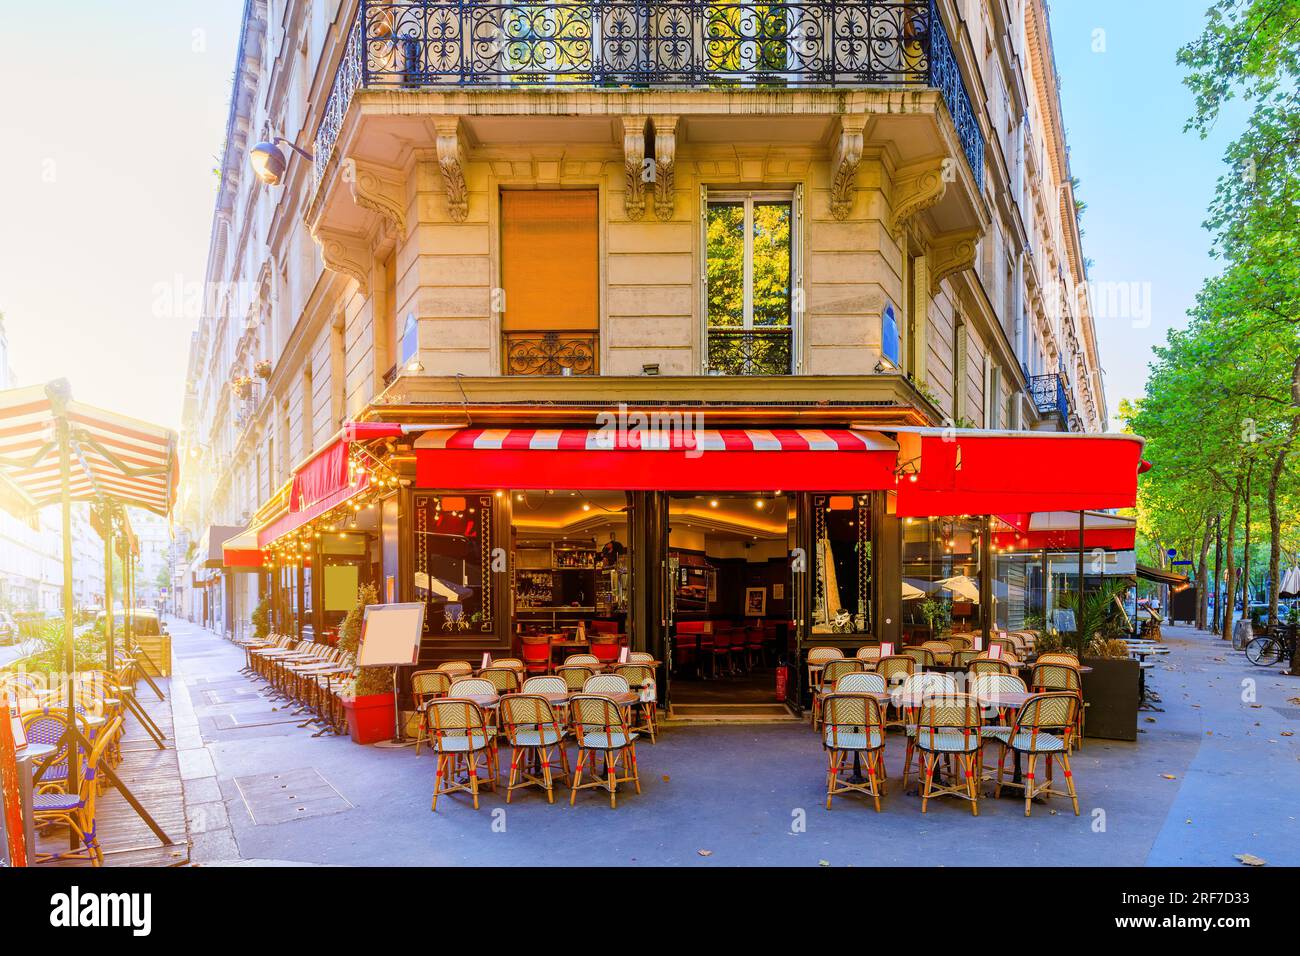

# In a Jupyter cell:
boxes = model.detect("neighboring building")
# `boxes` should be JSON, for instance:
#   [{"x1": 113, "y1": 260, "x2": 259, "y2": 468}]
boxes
[{"x1": 181, "y1": 1, "x2": 1117, "y2": 693}]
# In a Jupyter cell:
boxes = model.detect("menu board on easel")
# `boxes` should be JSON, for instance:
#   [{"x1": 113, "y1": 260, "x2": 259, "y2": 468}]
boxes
[{"x1": 358, "y1": 603, "x2": 426, "y2": 667}]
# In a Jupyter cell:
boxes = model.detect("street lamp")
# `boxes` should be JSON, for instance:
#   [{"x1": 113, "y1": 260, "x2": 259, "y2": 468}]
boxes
[{"x1": 249, "y1": 137, "x2": 316, "y2": 186}]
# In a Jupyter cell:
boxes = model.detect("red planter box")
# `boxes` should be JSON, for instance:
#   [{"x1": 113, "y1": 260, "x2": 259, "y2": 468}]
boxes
[{"x1": 341, "y1": 693, "x2": 395, "y2": 745}]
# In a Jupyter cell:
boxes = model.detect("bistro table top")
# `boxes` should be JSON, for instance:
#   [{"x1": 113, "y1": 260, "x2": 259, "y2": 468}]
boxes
[
  {"x1": 14, "y1": 742, "x2": 56, "y2": 762},
  {"x1": 975, "y1": 691, "x2": 1033, "y2": 710}
]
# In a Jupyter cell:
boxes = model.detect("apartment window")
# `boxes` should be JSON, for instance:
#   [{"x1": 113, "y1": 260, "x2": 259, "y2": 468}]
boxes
[
  {"x1": 500, "y1": 190, "x2": 599, "y2": 375},
  {"x1": 952, "y1": 319, "x2": 967, "y2": 422},
  {"x1": 704, "y1": 189, "x2": 797, "y2": 375},
  {"x1": 985, "y1": 361, "x2": 1003, "y2": 429}
]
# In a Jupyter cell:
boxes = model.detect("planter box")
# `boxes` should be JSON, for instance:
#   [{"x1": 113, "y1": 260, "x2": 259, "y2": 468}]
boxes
[
  {"x1": 341, "y1": 693, "x2": 396, "y2": 745},
  {"x1": 1081, "y1": 656, "x2": 1140, "y2": 741}
]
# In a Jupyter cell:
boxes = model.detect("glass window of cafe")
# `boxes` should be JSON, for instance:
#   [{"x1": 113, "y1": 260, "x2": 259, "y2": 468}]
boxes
[
  {"x1": 902, "y1": 515, "x2": 983, "y2": 641},
  {"x1": 811, "y1": 494, "x2": 873, "y2": 635},
  {"x1": 319, "y1": 532, "x2": 374, "y2": 641}
]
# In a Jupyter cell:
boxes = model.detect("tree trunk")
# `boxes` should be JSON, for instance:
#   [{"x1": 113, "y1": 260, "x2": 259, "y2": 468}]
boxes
[
  {"x1": 1267, "y1": 437, "x2": 1292, "y2": 628},
  {"x1": 1196, "y1": 521, "x2": 1212, "y2": 631},
  {"x1": 1221, "y1": 488, "x2": 1241, "y2": 642}
]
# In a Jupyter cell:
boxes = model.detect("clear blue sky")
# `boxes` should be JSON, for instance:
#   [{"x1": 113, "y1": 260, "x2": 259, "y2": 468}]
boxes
[
  {"x1": 1046, "y1": 0, "x2": 1244, "y2": 428},
  {"x1": 0, "y1": 1, "x2": 1237, "y2": 431}
]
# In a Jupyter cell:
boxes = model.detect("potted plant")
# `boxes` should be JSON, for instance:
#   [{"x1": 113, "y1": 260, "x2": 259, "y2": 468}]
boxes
[
  {"x1": 918, "y1": 596, "x2": 952, "y2": 640},
  {"x1": 1059, "y1": 581, "x2": 1140, "y2": 741},
  {"x1": 253, "y1": 359, "x2": 273, "y2": 379},
  {"x1": 229, "y1": 375, "x2": 253, "y2": 400},
  {"x1": 335, "y1": 583, "x2": 393, "y2": 744}
]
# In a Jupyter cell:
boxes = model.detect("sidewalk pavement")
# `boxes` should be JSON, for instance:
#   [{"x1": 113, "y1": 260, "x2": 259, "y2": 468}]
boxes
[{"x1": 165, "y1": 618, "x2": 1299, "y2": 867}]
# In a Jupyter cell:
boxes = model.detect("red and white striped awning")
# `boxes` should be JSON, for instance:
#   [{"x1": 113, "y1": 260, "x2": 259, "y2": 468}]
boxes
[
  {"x1": 0, "y1": 384, "x2": 178, "y2": 516},
  {"x1": 415, "y1": 427, "x2": 900, "y2": 491}
]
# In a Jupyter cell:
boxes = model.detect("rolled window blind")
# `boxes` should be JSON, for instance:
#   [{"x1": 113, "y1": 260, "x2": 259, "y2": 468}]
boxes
[{"x1": 501, "y1": 190, "x2": 599, "y2": 331}]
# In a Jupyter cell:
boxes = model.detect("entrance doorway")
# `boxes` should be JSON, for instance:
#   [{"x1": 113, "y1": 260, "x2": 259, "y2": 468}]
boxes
[{"x1": 666, "y1": 492, "x2": 795, "y2": 711}]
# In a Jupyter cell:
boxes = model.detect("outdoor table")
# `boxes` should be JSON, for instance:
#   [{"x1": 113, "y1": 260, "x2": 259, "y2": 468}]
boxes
[{"x1": 14, "y1": 742, "x2": 56, "y2": 858}]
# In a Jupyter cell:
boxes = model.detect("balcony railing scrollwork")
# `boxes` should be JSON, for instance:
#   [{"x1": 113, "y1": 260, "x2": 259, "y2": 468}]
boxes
[
  {"x1": 504, "y1": 330, "x2": 599, "y2": 375},
  {"x1": 706, "y1": 327, "x2": 792, "y2": 376},
  {"x1": 312, "y1": 0, "x2": 984, "y2": 191},
  {"x1": 1029, "y1": 372, "x2": 1071, "y2": 428}
]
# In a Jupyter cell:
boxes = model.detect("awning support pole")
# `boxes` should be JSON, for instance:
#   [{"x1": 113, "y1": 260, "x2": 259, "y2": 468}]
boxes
[
  {"x1": 104, "y1": 507, "x2": 114, "y2": 672},
  {"x1": 1078, "y1": 510, "x2": 1086, "y2": 647},
  {"x1": 57, "y1": 414, "x2": 80, "y2": 848}
]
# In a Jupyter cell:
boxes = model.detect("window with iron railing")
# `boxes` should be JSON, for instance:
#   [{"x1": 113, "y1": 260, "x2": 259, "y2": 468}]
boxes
[{"x1": 704, "y1": 189, "x2": 797, "y2": 375}]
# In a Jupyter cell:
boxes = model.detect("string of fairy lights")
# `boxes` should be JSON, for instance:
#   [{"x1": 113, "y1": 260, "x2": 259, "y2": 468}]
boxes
[{"x1": 258, "y1": 443, "x2": 404, "y2": 569}]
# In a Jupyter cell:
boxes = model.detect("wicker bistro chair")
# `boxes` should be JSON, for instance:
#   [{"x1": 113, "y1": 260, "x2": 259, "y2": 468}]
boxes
[
  {"x1": 822, "y1": 694, "x2": 888, "y2": 812},
  {"x1": 946, "y1": 635, "x2": 973, "y2": 652},
  {"x1": 812, "y1": 659, "x2": 866, "y2": 731},
  {"x1": 970, "y1": 673, "x2": 1028, "y2": 775},
  {"x1": 428, "y1": 699, "x2": 498, "y2": 810},
  {"x1": 920, "y1": 641, "x2": 954, "y2": 665},
  {"x1": 913, "y1": 693, "x2": 984, "y2": 815},
  {"x1": 902, "y1": 646, "x2": 937, "y2": 669},
  {"x1": 437, "y1": 661, "x2": 474, "y2": 676},
  {"x1": 627, "y1": 652, "x2": 656, "y2": 665},
  {"x1": 988, "y1": 692, "x2": 1082, "y2": 817},
  {"x1": 568, "y1": 694, "x2": 641, "y2": 808},
  {"x1": 897, "y1": 673, "x2": 958, "y2": 789},
  {"x1": 564, "y1": 654, "x2": 600, "y2": 668},
  {"x1": 952, "y1": 650, "x2": 979, "y2": 668},
  {"x1": 522, "y1": 675, "x2": 567, "y2": 695},
  {"x1": 410, "y1": 670, "x2": 453, "y2": 756},
  {"x1": 876, "y1": 655, "x2": 916, "y2": 730},
  {"x1": 499, "y1": 694, "x2": 572, "y2": 804},
  {"x1": 968, "y1": 657, "x2": 1014, "y2": 678},
  {"x1": 31, "y1": 716, "x2": 123, "y2": 866},
  {"x1": 480, "y1": 667, "x2": 522, "y2": 696},
  {"x1": 22, "y1": 709, "x2": 93, "y2": 794},
  {"x1": 1029, "y1": 662, "x2": 1086, "y2": 747},
  {"x1": 806, "y1": 646, "x2": 844, "y2": 697},
  {"x1": 1036, "y1": 652, "x2": 1081, "y2": 666},
  {"x1": 614, "y1": 663, "x2": 658, "y2": 743},
  {"x1": 835, "y1": 671, "x2": 887, "y2": 696},
  {"x1": 556, "y1": 665, "x2": 596, "y2": 694},
  {"x1": 448, "y1": 678, "x2": 498, "y2": 735},
  {"x1": 989, "y1": 637, "x2": 1019, "y2": 658},
  {"x1": 855, "y1": 645, "x2": 882, "y2": 668},
  {"x1": 493, "y1": 658, "x2": 525, "y2": 673},
  {"x1": 583, "y1": 674, "x2": 631, "y2": 696}
]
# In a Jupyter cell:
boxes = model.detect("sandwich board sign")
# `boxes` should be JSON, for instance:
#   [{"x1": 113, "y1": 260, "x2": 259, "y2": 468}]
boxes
[{"x1": 358, "y1": 603, "x2": 425, "y2": 667}]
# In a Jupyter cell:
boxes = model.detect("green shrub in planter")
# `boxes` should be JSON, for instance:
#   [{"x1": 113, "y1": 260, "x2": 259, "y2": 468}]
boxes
[{"x1": 336, "y1": 583, "x2": 389, "y2": 697}]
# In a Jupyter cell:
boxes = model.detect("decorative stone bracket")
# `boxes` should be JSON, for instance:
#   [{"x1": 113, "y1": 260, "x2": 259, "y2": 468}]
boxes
[
  {"x1": 888, "y1": 158, "x2": 949, "y2": 240},
  {"x1": 830, "y1": 115, "x2": 866, "y2": 221},
  {"x1": 929, "y1": 228, "x2": 982, "y2": 294},
  {"x1": 651, "y1": 114, "x2": 678, "y2": 222},
  {"x1": 433, "y1": 117, "x2": 469, "y2": 223},
  {"x1": 622, "y1": 116, "x2": 648, "y2": 221},
  {"x1": 348, "y1": 160, "x2": 407, "y2": 239},
  {"x1": 310, "y1": 226, "x2": 371, "y2": 296}
]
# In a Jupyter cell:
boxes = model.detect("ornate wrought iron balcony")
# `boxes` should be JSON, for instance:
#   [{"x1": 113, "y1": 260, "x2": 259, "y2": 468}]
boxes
[
  {"x1": 314, "y1": 0, "x2": 984, "y2": 189},
  {"x1": 706, "y1": 327, "x2": 792, "y2": 375},
  {"x1": 1029, "y1": 372, "x2": 1072, "y2": 428},
  {"x1": 504, "y1": 330, "x2": 599, "y2": 375}
]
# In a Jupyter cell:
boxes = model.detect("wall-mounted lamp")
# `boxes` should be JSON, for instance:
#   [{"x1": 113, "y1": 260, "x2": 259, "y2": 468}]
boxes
[{"x1": 249, "y1": 137, "x2": 316, "y2": 186}]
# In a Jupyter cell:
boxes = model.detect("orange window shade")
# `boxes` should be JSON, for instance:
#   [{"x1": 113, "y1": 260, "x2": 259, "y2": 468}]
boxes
[{"x1": 501, "y1": 190, "x2": 599, "y2": 331}]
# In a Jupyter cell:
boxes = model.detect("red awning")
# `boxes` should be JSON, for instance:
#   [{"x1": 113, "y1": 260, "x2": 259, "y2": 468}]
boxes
[
  {"x1": 892, "y1": 429, "x2": 1146, "y2": 517},
  {"x1": 992, "y1": 510, "x2": 1137, "y2": 551},
  {"x1": 0, "y1": 383, "x2": 177, "y2": 515},
  {"x1": 221, "y1": 526, "x2": 263, "y2": 568},
  {"x1": 414, "y1": 427, "x2": 900, "y2": 491}
]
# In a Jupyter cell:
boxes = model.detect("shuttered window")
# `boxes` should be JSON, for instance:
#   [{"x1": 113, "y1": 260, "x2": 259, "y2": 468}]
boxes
[{"x1": 500, "y1": 190, "x2": 599, "y2": 331}]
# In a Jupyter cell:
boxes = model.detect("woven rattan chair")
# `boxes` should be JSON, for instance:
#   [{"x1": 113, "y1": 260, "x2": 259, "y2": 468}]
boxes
[
  {"x1": 492, "y1": 658, "x2": 525, "y2": 672},
  {"x1": 876, "y1": 655, "x2": 916, "y2": 730},
  {"x1": 952, "y1": 649, "x2": 979, "y2": 667},
  {"x1": 568, "y1": 694, "x2": 641, "y2": 808},
  {"x1": 913, "y1": 693, "x2": 983, "y2": 815},
  {"x1": 428, "y1": 699, "x2": 497, "y2": 810},
  {"x1": 614, "y1": 663, "x2": 658, "y2": 743},
  {"x1": 583, "y1": 674, "x2": 630, "y2": 696},
  {"x1": 410, "y1": 670, "x2": 453, "y2": 756},
  {"x1": 1030, "y1": 661, "x2": 1085, "y2": 747},
  {"x1": 806, "y1": 646, "x2": 844, "y2": 696},
  {"x1": 556, "y1": 665, "x2": 596, "y2": 694},
  {"x1": 31, "y1": 716, "x2": 122, "y2": 866},
  {"x1": 920, "y1": 641, "x2": 954, "y2": 665},
  {"x1": 855, "y1": 645, "x2": 882, "y2": 668},
  {"x1": 522, "y1": 675, "x2": 566, "y2": 695},
  {"x1": 437, "y1": 660, "x2": 473, "y2": 676},
  {"x1": 968, "y1": 657, "x2": 1014, "y2": 678},
  {"x1": 564, "y1": 654, "x2": 600, "y2": 667},
  {"x1": 898, "y1": 672, "x2": 958, "y2": 789},
  {"x1": 970, "y1": 673, "x2": 1027, "y2": 775},
  {"x1": 813, "y1": 659, "x2": 866, "y2": 730},
  {"x1": 499, "y1": 694, "x2": 571, "y2": 804},
  {"x1": 448, "y1": 677, "x2": 498, "y2": 734},
  {"x1": 627, "y1": 652, "x2": 656, "y2": 665},
  {"x1": 989, "y1": 692, "x2": 1081, "y2": 816},
  {"x1": 480, "y1": 667, "x2": 522, "y2": 695},
  {"x1": 902, "y1": 646, "x2": 936, "y2": 669},
  {"x1": 835, "y1": 671, "x2": 887, "y2": 695},
  {"x1": 822, "y1": 694, "x2": 887, "y2": 811},
  {"x1": 1035, "y1": 652, "x2": 1080, "y2": 666},
  {"x1": 946, "y1": 635, "x2": 973, "y2": 651},
  {"x1": 22, "y1": 709, "x2": 93, "y2": 793}
]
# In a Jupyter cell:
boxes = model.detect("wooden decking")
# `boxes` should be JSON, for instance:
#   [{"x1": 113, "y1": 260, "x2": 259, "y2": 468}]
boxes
[{"x1": 35, "y1": 680, "x2": 190, "y2": 867}]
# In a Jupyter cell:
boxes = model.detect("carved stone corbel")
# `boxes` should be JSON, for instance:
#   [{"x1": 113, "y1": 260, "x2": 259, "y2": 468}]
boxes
[
  {"x1": 829, "y1": 115, "x2": 866, "y2": 221},
  {"x1": 928, "y1": 228, "x2": 982, "y2": 294},
  {"x1": 349, "y1": 160, "x2": 407, "y2": 239},
  {"x1": 888, "y1": 159, "x2": 949, "y2": 240},
  {"x1": 311, "y1": 225, "x2": 371, "y2": 295},
  {"x1": 651, "y1": 115, "x2": 678, "y2": 222},
  {"x1": 433, "y1": 117, "x2": 469, "y2": 223},
  {"x1": 622, "y1": 117, "x2": 648, "y2": 221}
]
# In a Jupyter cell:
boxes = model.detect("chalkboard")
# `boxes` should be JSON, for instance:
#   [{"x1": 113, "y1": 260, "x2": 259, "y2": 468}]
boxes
[
  {"x1": 1052, "y1": 608, "x2": 1077, "y2": 633},
  {"x1": 357, "y1": 603, "x2": 425, "y2": 667}
]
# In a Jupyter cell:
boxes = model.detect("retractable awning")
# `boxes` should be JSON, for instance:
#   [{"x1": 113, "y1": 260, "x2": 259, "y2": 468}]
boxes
[
  {"x1": 992, "y1": 510, "x2": 1137, "y2": 551},
  {"x1": 1137, "y1": 563, "x2": 1190, "y2": 588},
  {"x1": 221, "y1": 526, "x2": 263, "y2": 569},
  {"x1": 413, "y1": 427, "x2": 901, "y2": 491},
  {"x1": 892, "y1": 428, "x2": 1146, "y2": 516}
]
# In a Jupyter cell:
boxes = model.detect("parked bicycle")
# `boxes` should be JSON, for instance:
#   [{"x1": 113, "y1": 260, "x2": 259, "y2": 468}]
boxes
[{"x1": 1245, "y1": 624, "x2": 1297, "y2": 667}]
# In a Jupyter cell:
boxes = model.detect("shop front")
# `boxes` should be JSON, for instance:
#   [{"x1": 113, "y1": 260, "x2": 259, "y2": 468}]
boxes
[{"x1": 245, "y1": 418, "x2": 1147, "y2": 716}]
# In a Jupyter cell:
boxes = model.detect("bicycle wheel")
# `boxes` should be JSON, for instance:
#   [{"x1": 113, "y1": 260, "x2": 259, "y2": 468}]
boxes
[{"x1": 1245, "y1": 637, "x2": 1284, "y2": 666}]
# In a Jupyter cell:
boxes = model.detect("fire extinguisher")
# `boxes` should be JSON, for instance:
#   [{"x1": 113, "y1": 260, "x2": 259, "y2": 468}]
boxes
[{"x1": 774, "y1": 662, "x2": 789, "y2": 702}]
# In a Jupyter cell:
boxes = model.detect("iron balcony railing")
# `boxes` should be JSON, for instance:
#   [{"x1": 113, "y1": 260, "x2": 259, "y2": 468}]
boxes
[
  {"x1": 706, "y1": 327, "x2": 792, "y2": 375},
  {"x1": 313, "y1": 0, "x2": 984, "y2": 189},
  {"x1": 503, "y1": 330, "x2": 599, "y2": 375},
  {"x1": 1029, "y1": 372, "x2": 1071, "y2": 426}
]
